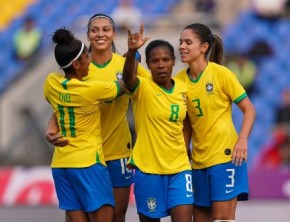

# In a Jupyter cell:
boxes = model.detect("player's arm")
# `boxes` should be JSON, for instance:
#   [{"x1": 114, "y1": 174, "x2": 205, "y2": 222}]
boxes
[
  {"x1": 123, "y1": 23, "x2": 150, "y2": 92},
  {"x1": 123, "y1": 50, "x2": 141, "y2": 62},
  {"x1": 45, "y1": 113, "x2": 69, "y2": 147},
  {"x1": 232, "y1": 97, "x2": 256, "y2": 166}
]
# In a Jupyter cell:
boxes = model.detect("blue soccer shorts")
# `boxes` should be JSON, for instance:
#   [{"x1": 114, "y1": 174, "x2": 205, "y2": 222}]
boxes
[
  {"x1": 134, "y1": 169, "x2": 194, "y2": 218},
  {"x1": 192, "y1": 161, "x2": 249, "y2": 207},
  {"x1": 52, "y1": 163, "x2": 115, "y2": 212},
  {"x1": 106, "y1": 157, "x2": 133, "y2": 187}
]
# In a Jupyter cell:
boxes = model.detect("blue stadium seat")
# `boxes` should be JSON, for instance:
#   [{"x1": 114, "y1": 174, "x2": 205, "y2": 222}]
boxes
[{"x1": 0, "y1": 0, "x2": 181, "y2": 94}]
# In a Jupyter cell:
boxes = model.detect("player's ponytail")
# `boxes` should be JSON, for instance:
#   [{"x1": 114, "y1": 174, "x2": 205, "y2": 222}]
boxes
[{"x1": 209, "y1": 34, "x2": 223, "y2": 65}]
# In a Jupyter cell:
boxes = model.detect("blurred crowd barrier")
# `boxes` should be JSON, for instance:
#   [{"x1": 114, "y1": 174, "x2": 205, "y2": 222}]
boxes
[
  {"x1": 0, "y1": 166, "x2": 290, "y2": 206},
  {"x1": 249, "y1": 167, "x2": 290, "y2": 199},
  {"x1": 0, "y1": 167, "x2": 136, "y2": 206}
]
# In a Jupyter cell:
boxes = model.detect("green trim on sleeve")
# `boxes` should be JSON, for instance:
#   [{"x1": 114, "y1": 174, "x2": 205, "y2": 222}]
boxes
[
  {"x1": 61, "y1": 79, "x2": 69, "y2": 90},
  {"x1": 127, "y1": 78, "x2": 140, "y2": 95},
  {"x1": 114, "y1": 81, "x2": 121, "y2": 98},
  {"x1": 234, "y1": 92, "x2": 247, "y2": 104}
]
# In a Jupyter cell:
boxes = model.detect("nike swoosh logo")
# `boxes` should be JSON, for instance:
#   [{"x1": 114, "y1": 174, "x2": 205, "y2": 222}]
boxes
[
  {"x1": 186, "y1": 194, "x2": 193, "y2": 197},
  {"x1": 226, "y1": 190, "x2": 234, "y2": 194},
  {"x1": 126, "y1": 176, "x2": 132, "y2": 179},
  {"x1": 156, "y1": 94, "x2": 163, "y2": 96}
]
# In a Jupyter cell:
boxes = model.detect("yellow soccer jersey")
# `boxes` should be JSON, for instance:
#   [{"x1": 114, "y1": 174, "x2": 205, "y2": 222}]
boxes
[
  {"x1": 83, "y1": 53, "x2": 149, "y2": 161},
  {"x1": 128, "y1": 76, "x2": 191, "y2": 174},
  {"x1": 43, "y1": 73, "x2": 121, "y2": 168},
  {"x1": 175, "y1": 62, "x2": 247, "y2": 169}
]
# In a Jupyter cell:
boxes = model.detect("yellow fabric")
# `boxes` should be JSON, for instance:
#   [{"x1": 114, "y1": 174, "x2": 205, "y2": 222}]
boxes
[
  {"x1": 175, "y1": 62, "x2": 247, "y2": 169},
  {"x1": 128, "y1": 76, "x2": 191, "y2": 174},
  {"x1": 43, "y1": 73, "x2": 120, "y2": 168},
  {"x1": 83, "y1": 53, "x2": 149, "y2": 161},
  {"x1": 0, "y1": 0, "x2": 36, "y2": 30}
]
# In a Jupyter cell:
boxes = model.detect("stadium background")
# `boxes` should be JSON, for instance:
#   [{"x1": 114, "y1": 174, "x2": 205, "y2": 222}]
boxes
[{"x1": 0, "y1": 0, "x2": 289, "y2": 221}]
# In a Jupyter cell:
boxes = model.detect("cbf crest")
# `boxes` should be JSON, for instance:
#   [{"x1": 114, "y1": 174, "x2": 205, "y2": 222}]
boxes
[
  {"x1": 147, "y1": 197, "x2": 157, "y2": 212},
  {"x1": 205, "y1": 82, "x2": 214, "y2": 94},
  {"x1": 116, "y1": 72, "x2": 123, "y2": 80}
]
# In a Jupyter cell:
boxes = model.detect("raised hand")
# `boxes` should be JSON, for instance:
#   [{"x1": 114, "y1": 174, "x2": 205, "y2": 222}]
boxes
[{"x1": 127, "y1": 23, "x2": 150, "y2": 50}]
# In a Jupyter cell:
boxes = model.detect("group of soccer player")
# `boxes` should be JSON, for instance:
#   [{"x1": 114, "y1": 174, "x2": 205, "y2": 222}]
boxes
[{"x1": 44, "y1": 13, "x2": 256, "y2": 222}]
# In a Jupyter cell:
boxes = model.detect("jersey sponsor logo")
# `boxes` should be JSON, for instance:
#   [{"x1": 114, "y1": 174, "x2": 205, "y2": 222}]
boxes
[
  {"x1": 116, "y1": 72, "x2": 123, "y2": 80},
  {"x1": 147, "y1": 197, "x2": 157, "y2": 212},
  {"x1": 205, "y1": 82, "x2": 214, "y2": 94},
  {"x1": 224, "y1": 148, "x2": 231, "y2": 155}
]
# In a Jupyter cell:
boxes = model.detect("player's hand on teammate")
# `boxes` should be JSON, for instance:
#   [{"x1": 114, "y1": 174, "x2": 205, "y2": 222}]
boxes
[
  {"x1": 45, "y1": 131, "x2": 69, "y2": 147},
  {"x1": 127, "y1": 23, "x2": 150, "y2": 50}
]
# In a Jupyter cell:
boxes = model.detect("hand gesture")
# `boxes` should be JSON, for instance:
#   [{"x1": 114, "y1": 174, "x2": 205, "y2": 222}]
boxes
[{"x1": 128, "y1": 23, "x2": 150, "y2": 50}]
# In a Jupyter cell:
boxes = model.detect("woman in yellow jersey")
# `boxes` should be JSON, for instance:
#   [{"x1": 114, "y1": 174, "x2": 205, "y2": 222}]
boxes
[
  {"x1": 123, "y1": 25, "x2": 193, "y2": 222},
  {"x1": 175, "y1": 23, "x2": 256, "y2": 222},
  {"x1": 44, "y1": 28, "x2": 124, "y2": 222},
  {"x1": 46, "y1": 13, "x2": 149, "y2": 222}
]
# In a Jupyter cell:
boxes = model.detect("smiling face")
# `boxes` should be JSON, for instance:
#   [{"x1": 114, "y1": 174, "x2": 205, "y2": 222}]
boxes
[
  {"x1": 178, "y1": 29, "x2": 208, "y2": 64},
  {"x1": 146, "y1": 46, "x2": 175, "y2": 87},
  {"x1": 87, "y1": 17, "x2": 116, "y2": 53}
]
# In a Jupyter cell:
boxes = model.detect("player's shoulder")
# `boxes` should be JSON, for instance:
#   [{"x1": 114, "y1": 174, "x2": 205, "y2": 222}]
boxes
[
  {"x1": 45, "y1": 72, "x2": 64, "y2": 82},
  {"x1": 174, "y1": 68, "x2": 188, "y2": 80},
  {"x1": 172, "y1": 77, "x2": 188, "y2": 95},
  {"x1": 112, "y1": 53, "x2": 126, "y2": 62},
  {"x1": 209, "y1": 62, "x2": 231, "y2": 75},
  {"x1": 173, "y1": 76, "x2": 186, "y2": 87},
  {"x1": 47, "y1": 72, "x2": 63, "y2": 78}
]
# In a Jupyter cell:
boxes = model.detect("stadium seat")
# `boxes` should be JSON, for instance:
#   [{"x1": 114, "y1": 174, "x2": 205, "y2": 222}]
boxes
[
  {"x1": 0, "y1": 0, "x2": 181, "y2": 93},
  {"x1": 223, "y1": 9, "x2": 290, "y2": 167}
]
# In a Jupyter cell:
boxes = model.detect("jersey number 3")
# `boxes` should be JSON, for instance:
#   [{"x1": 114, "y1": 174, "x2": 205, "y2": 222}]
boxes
[{"x1": 192, "y1": 99, "x2": 203, "y2": 117}]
